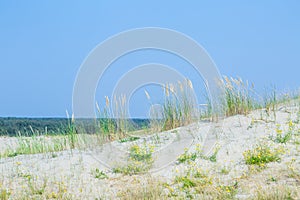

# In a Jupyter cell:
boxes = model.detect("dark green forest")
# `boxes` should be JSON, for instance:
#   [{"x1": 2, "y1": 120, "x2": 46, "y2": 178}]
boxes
[{"x1": 0, "y1": 118, "x2": 149, "y2": 137}]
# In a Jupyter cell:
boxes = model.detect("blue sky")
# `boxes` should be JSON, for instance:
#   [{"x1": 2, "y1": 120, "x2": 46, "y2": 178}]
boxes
[{"x1": 0, "y1": 1, "x2": 300, "y2": 117}]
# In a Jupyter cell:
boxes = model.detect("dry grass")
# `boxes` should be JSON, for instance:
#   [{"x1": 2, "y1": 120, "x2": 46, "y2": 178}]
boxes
[
  {"x1": 162, "y1": 79, "x2": 199, "y2": 130},
  {"x1": 117, "y1": 177, "x2": 166, "y2": 200},
  {"x1": 1, "y1": 76, "x2": 300, "y2": 199},
  {"x1": 251, "y1": 185, "x2": 299, "y2": 200},
  {"x1": 220, "y1": 76, "x2": 258, "y2": 117}
]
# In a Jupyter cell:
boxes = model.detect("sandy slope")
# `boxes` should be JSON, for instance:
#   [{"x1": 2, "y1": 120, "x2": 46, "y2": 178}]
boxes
[{"x1": 1, "y1": 103, "x2": 300, "y2": 199}]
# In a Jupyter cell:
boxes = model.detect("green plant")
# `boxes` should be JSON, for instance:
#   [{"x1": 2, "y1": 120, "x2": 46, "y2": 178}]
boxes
[
  {"x1": 263, "y1": 85, "x2": 278, "y2": 121},
  {"x1": 267, "y1": 176, "x2": 278, "y2": 183},
  {"x1": 113, "y1": 144, "x2": 154, "y2": 175},
  {"x1": 243, "y1": 142, "x2": 283, "y2": 166},
  {"x1": 96, "y1": 95, "x2": 140, "y2": 141},
  {"x1": 221, "y1": 76, "x2": 257, "y2": 117},
  {"x1": 220, "y1": 167, "x2": 230, "y2": 175},
  {"x1": 217, "y1": 183, "x2": 238, "y2": 198},
  {"x1": 296, "y1": 109, "x2": 300, "y2": 124},
  {"x1": 0, "y1": 189, "x2": 10, "y2": 200},
  {"x1": 96, "y1": 100, "x2": 116, "y2": 139},
  {"x1": 161, "y1": 79, "x2": 199, "y2": 131},
  {"x1": 119, "y1": 136, "x2": 140, "y2": 143},
  {"x1": 287, "y1": 158, "x2": 300, "y2": 182},
  {"x1": 28, "y1": 177, "x2": 47, "y2": 196},
  {"x1": 272, "y1": 122, "x2": 294, "y2": 144},
  {"x1": 253, "y1": 185, "x2": 299, "y2": 200},
  {"x1": 1, "y1": 135, "x2": 68, "y2": 158},
  {"x1": 0, "y1": 181, "x2": 10, "y2": 200},
  {"x1": 199, "y1": 144, "x2": 220, "y2": 163},
  {"x1": 177, "y1": 144, "x2": 203, "y2": 164},
  {"x1": 177, "y1": 149, "x2": 197, "y2": 164},
  {"x1": 175, "y1": 176, "x2": 197, "y2": 188},
  {"x1": 166, "y1": 165, "x2": 238, "y2": 199},
  {"x1": 65, "y1": 111, "x2": 78, "y2": 149},
  {"x1": 114, "y1": 95, "x2": 129, "y2": 137},
  {"x1": 93, "y1": 169, "x2": 108, "y2": 179}
]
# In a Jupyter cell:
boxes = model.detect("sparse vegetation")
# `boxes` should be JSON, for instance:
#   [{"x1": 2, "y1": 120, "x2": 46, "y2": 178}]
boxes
[
  {"x1": 119, "y1": 136, "x2": 140, "y2": 143},
  {"x1": 199, "y1": 144, "x2": 221, "y2": 163},
  {"x1": 92, "y1": 168, "x2": 108, "y2": 179},
  {"x1": 113, "y1": 144, "x2": 154, "y2": 175},
  {"x1": 0, "y1": 184, "x2": 11, "y2": 200},
  {"x1": 252, "y1": 185, "x2": 299, "y2": 200},
  {"x1": 221, "y1": 76, "x2": 258, "y2": 117},
  {"x1": 165, "y1": 166, "x2": 238, "y2": 199},
  {"x1": 177, "y1": 148, "x2": 198, "y2": 164},
  {"x1": 272, "y1": 121, "x2": 294, "y2": 144},
  {"x1": 1, "y1": 76, "x2": 300, "y2": 199},
  {"x1": 243, "y1": 142, "x2": 283, "y2": 166},
  {"x1": 117, "y1": 178, "x2": 165, "y2": 199},
  {"x1": 149, "y1": 79, "x2": 199, "y2": 131}
]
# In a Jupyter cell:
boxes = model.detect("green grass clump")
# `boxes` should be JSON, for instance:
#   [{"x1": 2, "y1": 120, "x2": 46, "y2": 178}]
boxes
[
  {"x1": 119, "y1": 136, "x2": 140, "y2": 143},
  {"x1": 129, "y1": 144, "x2": 153, "y2": 161},
  {"x1": 96, "y1": 95, "x2": 132, "y2": 141},
  {"x1": 221, "y1": 76, "x2": 257, "y2": 117},
  {"x1": 113, "y1": 144, "x2": 154, "y2": 175},
  {"x1": 93, "y1": 169, "x2": 108, "y2": 179},
  {"x1": 159, "y1": 79, "x2": 199, "y2": 131},
  {"x1": 0, "y1": 182, "x2": 11, "y2": 200},
  {"x1": 177, "y1": 151, "x2": 197, "y2": 164},
  {"x1": 177, "y1": 144, "x2": 203, "y2": 164},
  {"x1": 0, "y1": 190, "x2": 10, "y2": 200},
  {"x1": 1, "y1": 136, "x2": 67, "y2": 158},
  {"x1": 243, "y1": 142, "x2": 283, "y2": 166},
  {"x1": 208, "y1": 145, "x2": 220, "y2": 162},
  {"x1": 263, "y1": 85, "x2": 277, "y2": 115}
]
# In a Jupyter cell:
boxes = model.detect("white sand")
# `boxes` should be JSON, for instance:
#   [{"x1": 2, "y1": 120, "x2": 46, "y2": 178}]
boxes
[{"x1": 1, "y1": 102, "x2": 300, "y2": 199}]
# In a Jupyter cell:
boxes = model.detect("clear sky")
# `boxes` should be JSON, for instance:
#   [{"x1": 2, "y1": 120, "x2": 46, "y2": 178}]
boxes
[{"x1": 0, "y1": 1, "x2": 300, "y2": 118}]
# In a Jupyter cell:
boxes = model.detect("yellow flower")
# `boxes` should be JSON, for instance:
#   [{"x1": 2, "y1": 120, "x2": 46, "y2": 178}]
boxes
[
  {"x1": 288, "y1": 120, "x2": 293, "y2": 127},
  {"x1": 276, "y1": 129, "x2": 283, "y2": 134}
]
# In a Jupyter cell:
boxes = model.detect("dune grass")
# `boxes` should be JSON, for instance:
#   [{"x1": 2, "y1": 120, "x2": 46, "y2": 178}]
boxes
[
  {"x1": 144, "y1": 79, "x2": 199, "y2": 132},
  {"x1": 1, "y1": 76, "x2": 300, "y2": 199},
  {"x1": 162, "y1": 79, "x2": 199, "y2": 130},
  {"x1": 2, "y1": 76, "x2": 298, "y2": 160},
  {"x1": 220, "y1": 76, "x2": 259, "y2": 117},
  {"x1": 2, "y1": 76, "x2": 298, "y2": 159}
]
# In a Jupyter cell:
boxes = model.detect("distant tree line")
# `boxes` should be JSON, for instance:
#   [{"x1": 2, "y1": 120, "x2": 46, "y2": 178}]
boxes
[
  {"x1": 0, "y1": 118, "x2": 150, "y2": 137},
  {"x1": 0, "y1": 118, "x2": 69, "y2": 136}
]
